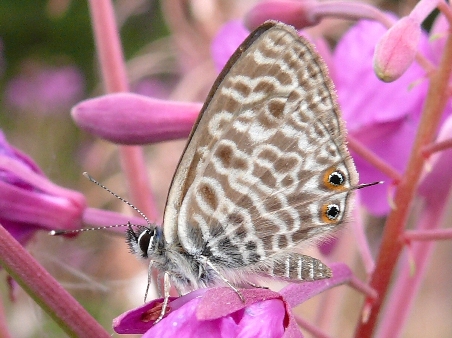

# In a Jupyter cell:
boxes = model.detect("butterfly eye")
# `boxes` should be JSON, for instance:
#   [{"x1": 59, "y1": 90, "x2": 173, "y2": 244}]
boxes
[
  {"x1": 138, "y1": 229, "x2": 154, "y2": 256},
  {"x1": 321, "y1": 203, "x2": 341, "y2": 223},
  {"x1": 323, "y1": 168, "x2": 346, "y2": 190}
]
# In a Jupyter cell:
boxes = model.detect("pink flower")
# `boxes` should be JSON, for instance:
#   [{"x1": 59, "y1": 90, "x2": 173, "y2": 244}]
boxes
[
  {"x1": 0, "y1": 131, "x2": 86, "y2": 246},
  {"x1": 4, "y1": 63, "x2": 84, "y2": 115},
  {"x1": 114, "y1": 288, "x2": 292, "y2": 338},
  {"x1": 373, "y1": 16, "x2": 421, "y2": 82},
  {"x1": 113, "y1": 264, "x2": 360, "y2": 337}
]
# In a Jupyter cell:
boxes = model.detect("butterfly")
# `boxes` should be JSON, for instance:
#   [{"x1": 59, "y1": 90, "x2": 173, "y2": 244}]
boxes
[{"x1": 126, "y1": 20, "x2": 362, "y2": 323}]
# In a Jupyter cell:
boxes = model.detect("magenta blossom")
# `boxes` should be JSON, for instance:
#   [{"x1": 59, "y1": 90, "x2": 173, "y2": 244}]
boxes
[
  {"x1": 113, "y1": 264, "x2": 366, "y2": 337},
  {"x1": 114, "y1": 288, "x2": 292, "y2": 338},
  {"x1": 0, "y1": 131, "x2": 86, "y2": 246}
]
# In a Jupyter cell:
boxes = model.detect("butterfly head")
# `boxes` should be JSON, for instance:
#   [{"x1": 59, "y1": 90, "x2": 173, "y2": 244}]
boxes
[{"x1": 126, "y1": 224, "x2": 164, "y2": 259}]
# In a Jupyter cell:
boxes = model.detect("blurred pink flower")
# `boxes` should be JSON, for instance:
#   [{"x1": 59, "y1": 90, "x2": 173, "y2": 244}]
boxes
[
  {"x1": 418, "y1": 115, "x2": 452, "y2": 201},
  {"x1": 4, "y1": 63, "x2": 84, "y2": 115},
  {"x1": 334, "y1": 18, "x2": 450, "y2": 215},
  {"x1": 333, "y1": 19, "x2": 426, "y2": 215},
  {"x1": 211, "y1": 21, "x2": 249, "y2": 73},
  {"x1": 132, "y1": 78, "x2": 174, "y2": 99},
  {"x1": 245, "y1": 0, "x2": 320, "y2": 31},
  {"x1": 0, "y1": 131, "x2": 86, "y2": 246}
]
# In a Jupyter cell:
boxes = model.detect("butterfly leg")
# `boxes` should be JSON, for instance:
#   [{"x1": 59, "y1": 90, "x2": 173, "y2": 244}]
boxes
[
  {"x1": 154, "y1": 271, "x2": 171, "y2": 324},
  {"x1": 265, "y1": 253, "x2": 332, "y2": 281},
  {"x1": 144, "y1": 261, "x2": 155, "y2": 302},
  {"x1": 204, "y1": 259, "x2": 245, "y2": 302},
  {"x1": 245, "y1": 281, "x2": 268, "y2": 289}
]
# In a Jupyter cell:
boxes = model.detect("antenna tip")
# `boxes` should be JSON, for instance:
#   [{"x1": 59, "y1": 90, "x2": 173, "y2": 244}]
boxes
[
  {"x1": 355, "y1": 181, "x2": 384, "y2": 190},
  {"x1": 49, "y1": 230, "x2": 64, "y2": 236}
]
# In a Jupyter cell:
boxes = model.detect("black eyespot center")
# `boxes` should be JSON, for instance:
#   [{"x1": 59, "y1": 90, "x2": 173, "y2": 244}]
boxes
[
  {"x1": 138, "y1": 229, "x2": 154, "y2": 255},
  {"x1": 326, "y1": 204, "x2": 340, "y2": 220},
  {"x1": 329, "y1": 170, "x2": 345, "y2": 186}
]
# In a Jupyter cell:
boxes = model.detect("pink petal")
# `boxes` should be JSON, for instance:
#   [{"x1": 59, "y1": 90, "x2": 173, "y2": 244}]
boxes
[
  {"x1": 0, "y1": 132, "x2": 85, "y2": 242},
  {"x1": 237, "y1": 299, "x2": 286, "y2": 338},
  {"x1": 211, "y1": 21, "x2": 250, "y2": 73},
  {"x1": 373, "y1": 16, "x2": 421, "y2": 82},
  {"x1": 280, "y1": 263, "x2": 352, "y2": 307},
  {"x1": 72, "y1": 93, "x2": 201, "y2": 145},
  {"x1": 197, "y1": 288, "x2": 281, "y2": 320},
  {"x1": 351, "y1": 120, "x2": 418, "y2": 215},
  {"x1": 113, "y1": 297, "x2": 178, "y2": 334},
  {"x1": 1, "y1": 181, "x2": 84, "y2": 231},
  {"x1": 245, "y1": 0, "x2": 318, "y2": 31},
  {"x1": 334, "y1": 18, "x2": 428, "y2": 128}
]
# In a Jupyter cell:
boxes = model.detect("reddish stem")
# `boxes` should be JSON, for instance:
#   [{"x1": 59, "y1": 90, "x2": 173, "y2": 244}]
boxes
[
  {"x1": 422, "y1": 137, "x2": 452, "y2": 156},
  {"x1": 404, "y1": 228, "x2": 452, "y2": 241},
  {"x1": 0, "y1": 224, "x2": 110, "y2": 337},
  {"x1": 354, "y1": 22, "x2": 452, "y2": 338},
  {"x1": 377, "y1": 201, "x2": 445, "y2": 336},
  {"x1": 347, "y1": 135, "x2": 402, "y2": 183},
  {"x1": 87, "y1": 0, "x2": 159, "y2": 219},
  {"x1": 438, "y1": 1, "x2": 452, "y2": 24},
  {"x1": 295, "y1": 314, "x2": 331, "y2": 338},
  {"x1": 352, "y1": 194, "x2": 375, "y2": 275},
  {"x1": 0, "y1": 297, "x2": 11, "y2": 338}
]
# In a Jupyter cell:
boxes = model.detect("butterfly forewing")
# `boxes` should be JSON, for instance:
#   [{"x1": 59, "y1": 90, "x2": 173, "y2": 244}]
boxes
[{"x1": 163, "y1": 22, "x2": 357, "y2": 276}]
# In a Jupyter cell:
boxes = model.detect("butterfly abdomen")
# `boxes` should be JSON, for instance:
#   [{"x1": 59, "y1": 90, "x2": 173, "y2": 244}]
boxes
[{"x1": 264, "y1": 253, "x2": 332, "y2": 281}]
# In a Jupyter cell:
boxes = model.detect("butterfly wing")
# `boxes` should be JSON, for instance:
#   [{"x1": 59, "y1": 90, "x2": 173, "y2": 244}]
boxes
[{"x1": 163, "y1": 21, "x2": 358, "y2": 271}]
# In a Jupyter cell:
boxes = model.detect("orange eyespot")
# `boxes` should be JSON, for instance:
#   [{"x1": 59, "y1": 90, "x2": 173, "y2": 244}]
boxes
[
  {"x1": 323, "y1": 167, "x2": 346, "y2": 191},
  {"x1": 320, "y1": 203, "x2": 341, "y2": 223}
]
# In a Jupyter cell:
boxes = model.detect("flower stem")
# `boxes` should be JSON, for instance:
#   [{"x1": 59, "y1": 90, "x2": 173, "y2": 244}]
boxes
[
  {"x1": 347, "y1": 135, "x2": 402, "y2": 183},
  {"x1": 87, "y1": 0, "x2": 159, "y2": 219},
  {"x1": 376, "y1": 201, "x2": 446, "y2": 337},
  {"x1": 0, "y1": 224, "x2": 110, "y2": 337},
  {"x1": 295, "y1": 314, "x2": 331, "y2": 338},
  {"x1": 422, "y1": 137, "x2": 452, "y2": 156},
  {"x1": 354, "y1": 20, "x2": 452, "y2": 338},
  {"x1": 0, "y1": 296, "x2": 11, "y2": 338},
  {"x1": 404, "y1": 228, "x2": 452, "y2": 241}
]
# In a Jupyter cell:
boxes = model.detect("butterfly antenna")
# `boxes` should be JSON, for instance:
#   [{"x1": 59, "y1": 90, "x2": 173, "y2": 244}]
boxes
[
  {"x1": 82, "y1": 172, "x2": 152, "y2": 228},
  {"x1": 353, "y1": 181, "x2": 383, "y2": 190},
  {"x1": 50, "y1": 222, "x2": 133, "y2": 236},
  {"x1": 49, "y1": 173, "x2": 153, "y2": 236}
]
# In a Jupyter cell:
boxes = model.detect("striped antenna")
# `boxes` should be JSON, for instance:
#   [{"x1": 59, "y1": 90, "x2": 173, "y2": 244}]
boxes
[
  {"x1": 49, "y1": 172, "x2": 152, "y2": 236},
  {"x1": 49, "y1": 222, "x2": 132, "y2": 236}
]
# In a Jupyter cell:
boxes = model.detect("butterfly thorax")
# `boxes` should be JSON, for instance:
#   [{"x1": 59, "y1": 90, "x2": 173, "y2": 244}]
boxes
[{"x1": 126, "y1": 225, "x2": 218, "y2": 293}]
